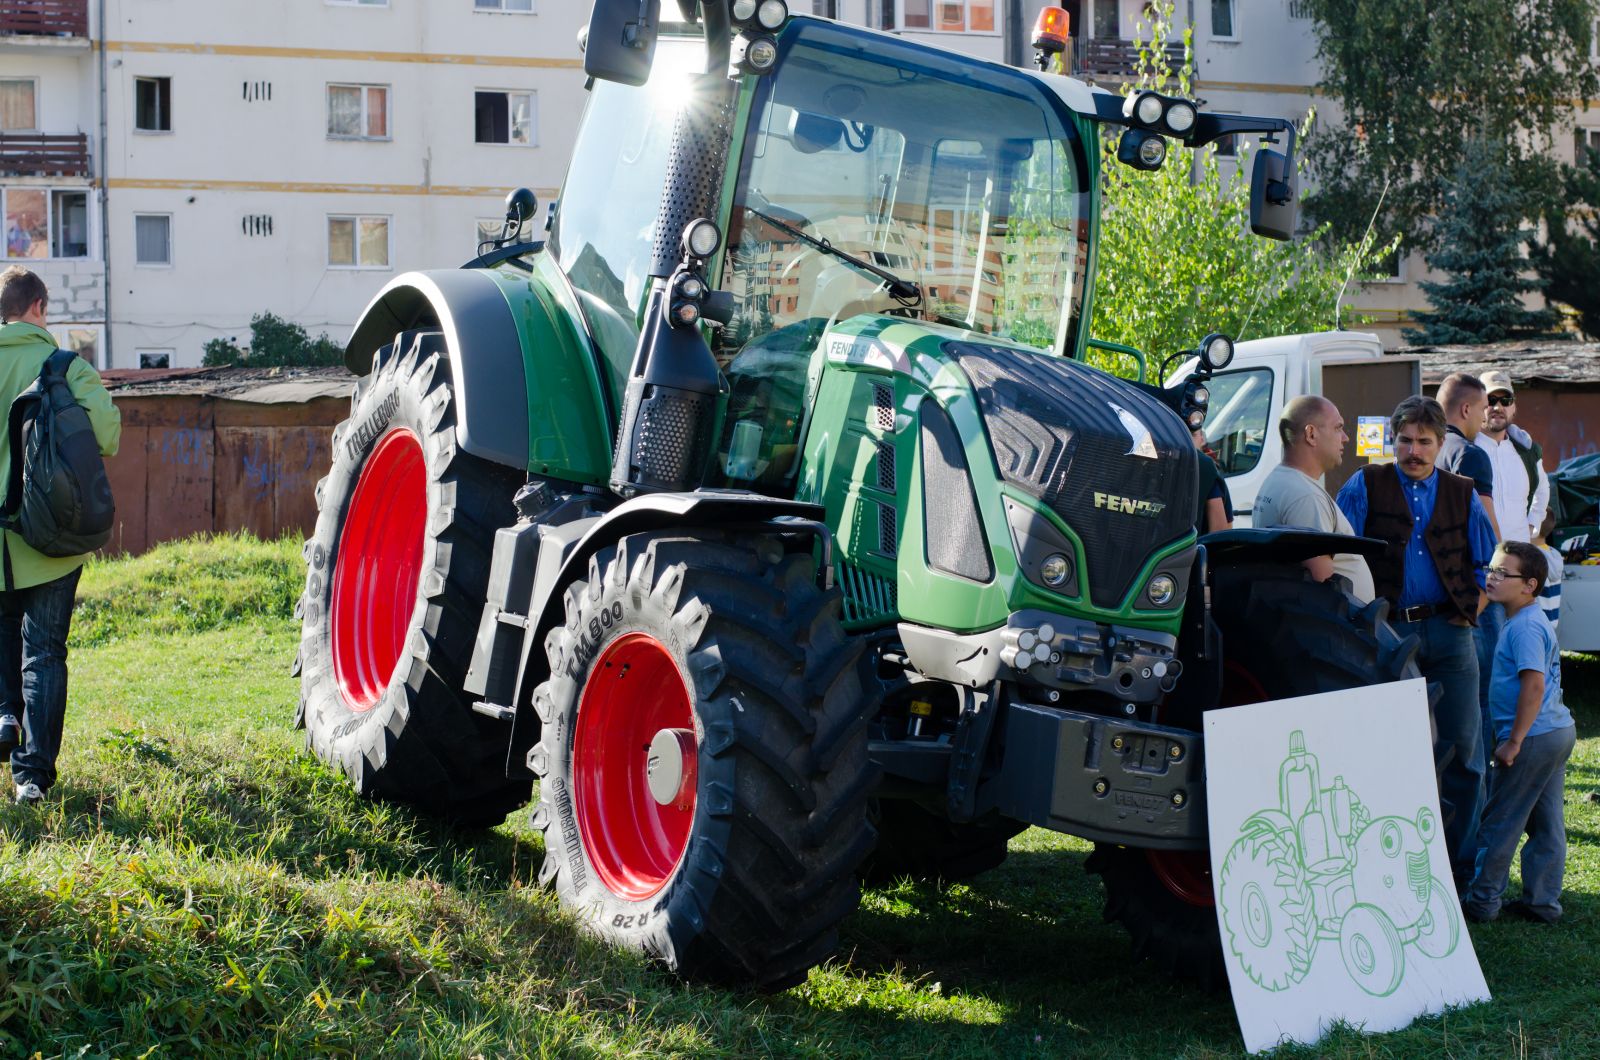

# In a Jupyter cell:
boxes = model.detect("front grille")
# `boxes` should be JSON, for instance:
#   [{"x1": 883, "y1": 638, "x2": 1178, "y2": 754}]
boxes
[
  {"x1": 872, "y1": 382, "x2": 895, "y2": 431},
  {"x1": 947, "y1": 341, "x2": 1196, "y2": 610}
]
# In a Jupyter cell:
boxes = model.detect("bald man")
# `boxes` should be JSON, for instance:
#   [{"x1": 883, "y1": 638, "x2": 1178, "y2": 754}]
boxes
[{"x1": 1253, "y1": 395, "x2": 1375, "y2": 601}]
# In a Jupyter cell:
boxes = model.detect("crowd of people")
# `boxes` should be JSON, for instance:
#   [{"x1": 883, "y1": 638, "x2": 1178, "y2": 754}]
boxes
[{"x1": 1239, "y1": 375, "x2": 1573, "y2": 926}]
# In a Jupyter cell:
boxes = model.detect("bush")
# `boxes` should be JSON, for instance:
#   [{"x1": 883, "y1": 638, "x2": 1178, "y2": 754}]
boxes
[{"x1": 201, "y1": 313, "x2": 345, "y2": 368}]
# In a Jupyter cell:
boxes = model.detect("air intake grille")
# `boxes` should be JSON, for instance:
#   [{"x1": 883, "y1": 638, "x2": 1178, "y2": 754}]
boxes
[
  {"x1": 872, "y1": 382, "x2": 894, "y2": 431},
  {"x1": 877, "y1": 501, "x2": 897, "y2": 555},
  {"x1": 837, "y1": 560, "x2": 898, "y2": 626},
  {"x1": 876, "y1": 441, "x2": 896, "y2": 491}
]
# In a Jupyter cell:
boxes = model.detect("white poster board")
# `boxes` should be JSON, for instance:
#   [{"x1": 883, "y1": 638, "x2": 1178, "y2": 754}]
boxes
[{"x1": 1204, "y1": 679, "x2": 1490, "y2": 1053}]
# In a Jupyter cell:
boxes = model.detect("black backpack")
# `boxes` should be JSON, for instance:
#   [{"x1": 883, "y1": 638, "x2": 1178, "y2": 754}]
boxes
[{"x1": 2, "y1": 349, "x2": 115, "y2": 557}]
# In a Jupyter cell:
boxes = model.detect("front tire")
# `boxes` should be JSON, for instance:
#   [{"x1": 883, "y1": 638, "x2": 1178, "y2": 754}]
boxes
[
  {"x1": 1089, "y1": 571, "x2": 1421, "y2": 988},
  {"x1": 297, "y1": 331, "x2": 529, "y2": 825},
  {"x1": 528, "y1": 531, "x2": 876, "y2": 990}
]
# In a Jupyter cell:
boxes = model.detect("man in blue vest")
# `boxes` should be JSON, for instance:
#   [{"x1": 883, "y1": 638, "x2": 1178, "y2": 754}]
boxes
[{"x1": 1336, "y1": 395, "x2": 1496, "y2": 891}]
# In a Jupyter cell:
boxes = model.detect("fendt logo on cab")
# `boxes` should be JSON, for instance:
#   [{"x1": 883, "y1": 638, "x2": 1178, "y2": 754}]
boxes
[{"x1": 1093, "y1": 491, "x2": 1168, "y2": 519}]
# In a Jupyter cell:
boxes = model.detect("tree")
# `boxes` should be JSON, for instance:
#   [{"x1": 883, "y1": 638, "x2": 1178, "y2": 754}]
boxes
[
  {"x1": 1530, "y1": 147, "x2": 1600, "y2": 339},
  {"x1": 202, "y1": 312, "x2": 345, "y2": 367},
  {"x1": 1297, "y1": 0, "x2": 1600, "y2": 255},
  {"x1": 1090, "y1": 2, "x2": 1394, "y2": 373},
  {"x1": 1403, "y1": 140, "x2": 1561, "y2": 344}
]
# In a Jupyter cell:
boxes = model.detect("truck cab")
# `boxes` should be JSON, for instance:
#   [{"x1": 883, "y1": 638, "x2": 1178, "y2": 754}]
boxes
[{"x1": 1169, "y1": 331, "x2": 1421, "y2": 525}]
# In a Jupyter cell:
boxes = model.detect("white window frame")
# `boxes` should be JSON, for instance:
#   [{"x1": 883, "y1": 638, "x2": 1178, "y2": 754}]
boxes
[
  {"x1": 133, "y1": 212, "x2": 173, "y2": 267},
  {"x1": 1576, "y1": 127, "x2": 1600, "y2": 161},
  {"x1": 327, "y1": 214, "x2": 392, "y2": 270},
  {"x1": 474, "y1": 89, "x2": 537, "y2": 147},
  {"x1": 133, "y1": 75, "x2": 173, "y2": 134},
  {"x1": 52, "y1": 325, "x2": 104, "y2": 370},
  {"x1": 3, "y1": 187, "x2": 94, "y2": 262},
  {"x1": 136, "y1": 348, "x2": 175, "y2": 370},
  {"x1": 326, "y1": 83, "x2": 391, "y2": 141},
  {"x1": 473, "y1": 0, "x2": 536, "y2": 12},
  {"x1": 877, "y1": 0, "x2": 1000, "y2": 36},
  {"x1": 0, "y1": 76, "x2": 40, "y2": 132},
  {"x1": 1210, "y1": 0, "x2": 1238, "y2": 41},
  {"x1": 1367, "y1": 245, "x2": 1406, "y2": 285}
]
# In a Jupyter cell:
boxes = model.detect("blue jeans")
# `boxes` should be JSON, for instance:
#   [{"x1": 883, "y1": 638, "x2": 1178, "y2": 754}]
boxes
[
  {"x1": 1474, "y1": 600, "x2": 1505, "y2": 764},
  {"x1": 1463, "y1": 724, "x2": 1576, "y2": 921},
  {"x1": 0, "y1": 568, "x2": 82, "y2": 792},
  {"x1": 1397, "y1": 613, "x2": 1481, "y2": 888}
]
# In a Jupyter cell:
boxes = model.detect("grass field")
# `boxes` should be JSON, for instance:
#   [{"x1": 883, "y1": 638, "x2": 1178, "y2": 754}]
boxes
[{"x1": 0, "y1": 534, "x2": 1596, "y2": 1057}]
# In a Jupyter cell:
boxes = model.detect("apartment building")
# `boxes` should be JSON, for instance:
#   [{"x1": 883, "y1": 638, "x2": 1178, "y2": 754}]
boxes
[{"x1": 2, "y1": 0, "x2": 586, "y2": 368}]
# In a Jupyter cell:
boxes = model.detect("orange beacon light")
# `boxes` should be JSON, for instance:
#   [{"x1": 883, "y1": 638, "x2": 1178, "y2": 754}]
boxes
[{"x1": 1031, "y1": 6, "x2": 1070, "y2": 71}]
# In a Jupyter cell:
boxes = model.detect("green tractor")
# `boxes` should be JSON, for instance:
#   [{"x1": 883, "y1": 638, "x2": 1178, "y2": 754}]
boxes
[{"x1": 295, "y1": 1, "x2": 1420, "y2": 990}]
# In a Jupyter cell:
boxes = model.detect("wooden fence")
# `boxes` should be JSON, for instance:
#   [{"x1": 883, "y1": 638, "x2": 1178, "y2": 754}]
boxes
[
  {"x1": 0, "y1": 132, "x2": 90, "y2": 178},
  {"x1": 0, "y1": 0, "x2": 87, "y2": 37}
]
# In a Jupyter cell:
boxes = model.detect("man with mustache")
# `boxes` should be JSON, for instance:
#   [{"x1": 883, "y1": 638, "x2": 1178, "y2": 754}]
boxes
[{"x1": 1337, "y1": 395, "x2": 1496, "y2": 892}]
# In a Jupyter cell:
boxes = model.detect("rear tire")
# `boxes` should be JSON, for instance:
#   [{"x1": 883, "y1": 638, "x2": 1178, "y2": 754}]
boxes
[
  {"x1": 1089, "y1": 571, "x2": 1420, "y2": 988},
  {"x1": 296, "y1": 331, "x2": 530, "y2": 826},
  {"x1": 528, "y1": 531, "x2": 877, "y2": 990}
]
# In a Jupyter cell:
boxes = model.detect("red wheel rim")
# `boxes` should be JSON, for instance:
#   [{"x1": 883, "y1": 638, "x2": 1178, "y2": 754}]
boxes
[
  {"x1": 1147, "y1": 660, "x2": 1272, "y2": 908},
  {"x1": 574, "y1": 632, "x2": 697, "y2": 901},
  {"x1": 331, "y1": 428, "x2": 428, "y2": 712}
]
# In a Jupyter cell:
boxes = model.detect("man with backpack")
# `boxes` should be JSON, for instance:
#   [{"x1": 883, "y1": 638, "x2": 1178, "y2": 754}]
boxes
[{"x1": 0, "y1": 267, "x2": 119, "y2": 804}]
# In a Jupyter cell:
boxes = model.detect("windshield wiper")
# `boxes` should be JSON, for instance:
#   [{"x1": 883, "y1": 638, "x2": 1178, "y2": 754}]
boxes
[{"x1": 744, "y1": 197, "x2": 922, "y2": 306}]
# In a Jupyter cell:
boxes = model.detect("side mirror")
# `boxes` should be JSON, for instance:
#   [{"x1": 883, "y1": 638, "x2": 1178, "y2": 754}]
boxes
[
  {"x1": 789, "y1": 111, "x2": 844, "y2": 154},
  {"x1": 584, "y1": 0, "x2": 661, "y2": 87},
  {"x1": 1250, "y1": 147, "x2": 1298, "y2": 240}
]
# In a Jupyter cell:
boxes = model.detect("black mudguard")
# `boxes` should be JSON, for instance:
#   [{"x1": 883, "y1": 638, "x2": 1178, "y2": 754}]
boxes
[
  {"x1": 344, "y1": 269, "x2": 531, "y2": 471},
  {"x1": 1200, "y1": 526, "x2": 1387, "y2": 568},
  {"x1": 503, "y1": 490, "x2": 833, "y2": 779}
]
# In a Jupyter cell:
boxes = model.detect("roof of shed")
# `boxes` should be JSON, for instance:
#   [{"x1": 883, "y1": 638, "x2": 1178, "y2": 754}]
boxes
[
  {"x1": 101, "y1": 365, "x2": 355, "y2": 402},
  {"x1": 1395, "y1": 339, "x2": 1600, "y2": 387}
]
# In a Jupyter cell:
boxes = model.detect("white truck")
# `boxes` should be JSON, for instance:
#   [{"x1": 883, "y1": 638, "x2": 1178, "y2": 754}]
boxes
[{"x1": 1171, "y1": 330, "x2": 1599, "y2": 651}]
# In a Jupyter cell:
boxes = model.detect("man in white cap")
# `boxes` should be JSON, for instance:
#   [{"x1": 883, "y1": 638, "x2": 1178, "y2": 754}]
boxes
[{"x1": 1472, "y1": 368, "x2": 1550, "y2": 812}]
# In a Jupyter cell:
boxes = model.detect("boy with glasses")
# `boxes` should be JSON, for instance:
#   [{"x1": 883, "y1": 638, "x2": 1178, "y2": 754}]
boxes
[{"x1": 1461, "y1": 540, "x2": 1575, "y2": 924}]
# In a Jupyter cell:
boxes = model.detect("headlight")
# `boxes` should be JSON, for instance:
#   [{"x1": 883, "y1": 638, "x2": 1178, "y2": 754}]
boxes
[
  {"x1": 1191, "y1": 385, "x2": 1209, "y2": 406},
  {"x1": 756, "y1": 0, "x2": 789, "y2": 30},
  {"x1": 1040, "y1": 552, "x2": 1073, "y2": 587},
  {"x1": 1166, "y1": 101, "x2": 1196, "y2": 134},
  {"x1": 1138, "y1": 135, "x2": 1167, "y2": 168},
  {"x1": 1135, "y1": 92, "x2": 1164, "y2": 126},
  {"x1": 744, "y1": 35, "x2": 779, "y2": 71},
  {"x1": 1147, "y1": 573, "x2": 1178, "y2": 607},
  {"x1": 1187, "y1": 409, "x2": 1206, "y2": 429},
  {"x1": 732, "y1": 0, "x2": 759, "y2": 20},
  {"x1": 1199, "y1": 332, "x2": 1235, "y2": 371},
  {"x1": 683, "y1": 218, "x2": 722, "y2": 259}
]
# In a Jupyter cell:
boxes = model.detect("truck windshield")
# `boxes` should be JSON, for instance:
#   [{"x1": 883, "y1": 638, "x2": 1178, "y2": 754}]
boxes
[{"x1": 717, "y1": 20, "x2": 1091, "y2": 360}]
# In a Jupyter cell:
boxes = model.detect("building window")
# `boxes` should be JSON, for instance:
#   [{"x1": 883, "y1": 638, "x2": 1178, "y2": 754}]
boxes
[
  {"x1": 474, "y1": 0, "x2": 534, "y2": 10},
  {"x1": 137, "y1": 349, "x2": 173, "y2": 370},
  {"x1": 134, "y1": 76, "x2": 172, "y2": 132},
  {"x1": 3, "y1": 188, "x2": 86, "y2": 260},
  {"x1": 474, "y1": 90, "x2": 535, "y2": 145},
  {"x1": 328, "y1": 0, "x2": 388, "y2": 6},
  {"x1": 1575, "y1": 128, "x2": 1600, "y2": 162},
  {"x1": 1211, "y1": 0, "x2": 1235, "y2": 38},
  {"x1": 810, "y1": 0, "x2": 838, "y2": 14},
  {"x1": 872, "y1": 0, "x2": 993, "y2": 31},
  {"x1": 1288, "y1": 0, "x2": 1312, "y2": 17},
  {"x1": 1093, "y1": 0, "x2": 1120, "y2": 39},
  {"x1": 54, "y1": 326, "x2": 101, "y2": 368},
  {"x1": 328, "y1": 215, "x2": 390, "y2": 268},
  {"x1": 327, "y1": 84, "x2": 390, "y2": 140},
  {"x1": 134, "y1": 213, "x2": 172, "y2": 265},
  {"x1": 0, "y1": 78, "x2": 38, "y2": 131}
]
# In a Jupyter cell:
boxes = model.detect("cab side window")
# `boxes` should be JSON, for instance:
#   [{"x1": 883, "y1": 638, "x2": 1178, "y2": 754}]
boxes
[{"x1": 1201, "y1": 367, "x2": 1273, "y2": 475}]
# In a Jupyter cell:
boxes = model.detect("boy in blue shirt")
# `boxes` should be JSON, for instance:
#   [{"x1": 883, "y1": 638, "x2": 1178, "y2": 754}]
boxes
[{"x1": 1462, "y1": 541, "x2": 1576, "y2": 924}]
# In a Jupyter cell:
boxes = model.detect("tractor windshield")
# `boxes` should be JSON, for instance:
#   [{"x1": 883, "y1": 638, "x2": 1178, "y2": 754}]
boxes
[{"x1": 717, "y1": 20, "x2": 1092, "y2": 361}]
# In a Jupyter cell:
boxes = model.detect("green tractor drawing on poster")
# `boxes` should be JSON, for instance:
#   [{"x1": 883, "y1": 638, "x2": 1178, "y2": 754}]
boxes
[{"x1": 1219, "y1": 731, "x2": 1460, "y2": 997}]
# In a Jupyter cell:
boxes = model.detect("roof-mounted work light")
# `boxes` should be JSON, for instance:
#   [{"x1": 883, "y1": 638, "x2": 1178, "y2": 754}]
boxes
[{"x1": 1124, "y1": 90, "x2": 1201, "y2": 142}]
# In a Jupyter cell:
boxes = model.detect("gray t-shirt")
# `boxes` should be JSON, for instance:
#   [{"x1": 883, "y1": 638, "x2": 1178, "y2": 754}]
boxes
[{"x1": 1254, "y1": 464, "x2": 1376, "y2": 602}]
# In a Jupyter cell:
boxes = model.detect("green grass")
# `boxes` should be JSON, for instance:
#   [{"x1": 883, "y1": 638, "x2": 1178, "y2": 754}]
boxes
[{"x1": 1, "y1": 534, "x2": 1597, "y2": 1056}]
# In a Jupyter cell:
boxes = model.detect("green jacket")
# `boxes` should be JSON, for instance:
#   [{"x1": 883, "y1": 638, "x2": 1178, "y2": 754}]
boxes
[{"x1": 0, "y1": 321, "x2": 121, "y2": 589}]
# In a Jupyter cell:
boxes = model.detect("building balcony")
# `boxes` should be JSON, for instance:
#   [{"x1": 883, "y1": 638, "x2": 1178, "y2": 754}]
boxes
[
  {"x1": 0, "y1": 132, "x2": 91, "y2": 177},
  {"x1": 1070, "y1": 38, "x2": 1186, "y2": 81},
  {"x1": 0, "y1": 0, "x2": 89, "y2": 41}
]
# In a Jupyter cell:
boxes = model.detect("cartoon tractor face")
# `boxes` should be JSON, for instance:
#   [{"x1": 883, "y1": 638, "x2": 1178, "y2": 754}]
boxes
[{"x1": 1219, "y1": 731, "x2": 1460, "y2": 996}]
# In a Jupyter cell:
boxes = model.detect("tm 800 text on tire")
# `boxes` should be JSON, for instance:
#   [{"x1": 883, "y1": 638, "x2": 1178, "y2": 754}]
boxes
[
  {"x1": 528, "y1": 531, "x2": 877, "y2": 991},
  {"x1": 297, "y1": 330, "x2": 529, "y2": 825}
]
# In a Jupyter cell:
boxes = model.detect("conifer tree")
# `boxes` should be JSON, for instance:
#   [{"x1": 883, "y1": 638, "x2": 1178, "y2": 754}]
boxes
[
  {"x1": 1530, "y1": 147, "x2": 1600, "y2": 340},
  {"x1": 1404, "y1": 141, "x2": 1560, "y2": 344}
]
